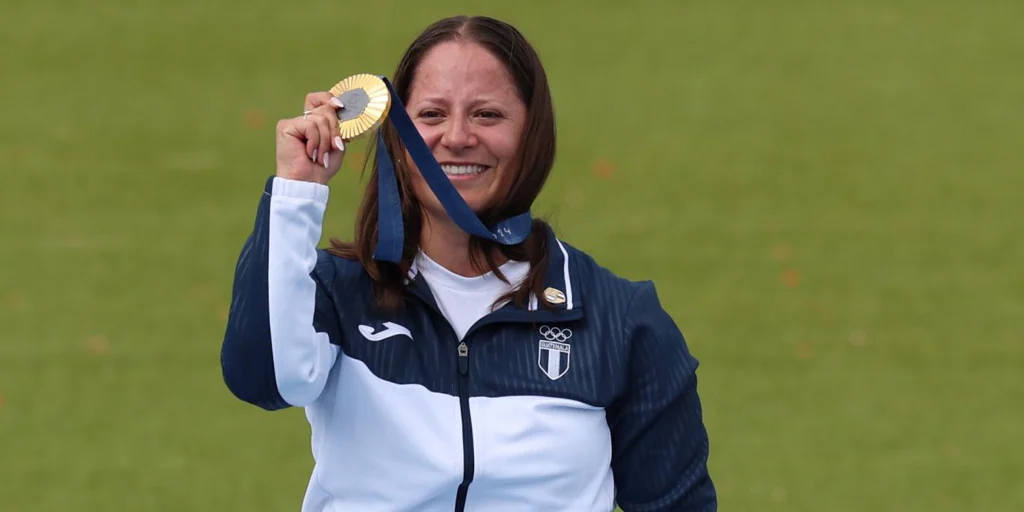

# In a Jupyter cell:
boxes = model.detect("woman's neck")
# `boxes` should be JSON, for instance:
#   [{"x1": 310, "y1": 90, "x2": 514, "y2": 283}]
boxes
[{"x1": 419, "y1": 216, "x2": 507, "y2": 278}]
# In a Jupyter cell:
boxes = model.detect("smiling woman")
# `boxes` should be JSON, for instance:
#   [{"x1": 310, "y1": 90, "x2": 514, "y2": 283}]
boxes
[
  {"x1": 407, "y1": 40, "x2": 527, "y2": 218},
  {"x1": 331, "y1": 18, "x2": 557, "y2": 314},
  {"x1": 220, "y1": 15, "x2": 717, "y2": 512}
]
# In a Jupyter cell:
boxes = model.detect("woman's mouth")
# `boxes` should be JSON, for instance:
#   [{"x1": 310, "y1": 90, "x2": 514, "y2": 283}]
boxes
[{"x1": 440, "y1": 164, "x2": 490, "y2": 180}]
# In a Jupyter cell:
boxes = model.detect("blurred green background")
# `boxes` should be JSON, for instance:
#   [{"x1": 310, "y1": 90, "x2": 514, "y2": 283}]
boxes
[{"x1": 2, "y1": 0, "x2": 1022, "y2": 510}]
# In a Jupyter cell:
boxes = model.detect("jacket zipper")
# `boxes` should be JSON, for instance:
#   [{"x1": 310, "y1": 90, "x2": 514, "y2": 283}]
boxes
[{"x1": 454, "y1": 341, "x2": 475, "y2": 511}]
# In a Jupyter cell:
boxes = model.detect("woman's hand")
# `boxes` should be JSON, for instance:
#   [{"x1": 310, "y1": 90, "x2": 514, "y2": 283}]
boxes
[{"x1": 275, "y1": 92, "x2": 348, "y2": 185}]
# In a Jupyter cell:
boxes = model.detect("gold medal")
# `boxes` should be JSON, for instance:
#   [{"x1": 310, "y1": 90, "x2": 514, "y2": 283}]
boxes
[{"x1": 329, "y1": 74, "x2": 392, "y2": 140}]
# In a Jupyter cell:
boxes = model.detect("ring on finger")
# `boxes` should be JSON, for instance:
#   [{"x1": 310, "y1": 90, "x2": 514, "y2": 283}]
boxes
[{"x1": 302, "y1": 110, "x2": 313, "y2": 120}]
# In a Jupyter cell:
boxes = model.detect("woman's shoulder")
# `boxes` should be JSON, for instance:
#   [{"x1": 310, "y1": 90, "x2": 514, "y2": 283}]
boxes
[
  {"x1": 560, "y1": 239, "x2": 693, "y2": 368},
  {"x1": 557, "y1": 239, "x2": 664, "y2": 314}
]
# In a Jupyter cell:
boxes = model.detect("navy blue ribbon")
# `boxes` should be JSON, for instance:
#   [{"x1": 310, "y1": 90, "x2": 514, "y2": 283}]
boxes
[{"x1": 371, "y1": 76, "x2": 533, "y2": 263}]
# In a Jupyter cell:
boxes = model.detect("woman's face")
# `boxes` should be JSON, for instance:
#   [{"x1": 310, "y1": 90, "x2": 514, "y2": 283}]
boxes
[{"x1": 405, "y1": 40, "x2": 527, "y2": 220}]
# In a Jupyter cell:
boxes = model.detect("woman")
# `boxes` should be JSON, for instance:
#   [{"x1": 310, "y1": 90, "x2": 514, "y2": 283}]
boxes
[{"x1": 221, "y1": 15, "x2": 716, "y2": 512}]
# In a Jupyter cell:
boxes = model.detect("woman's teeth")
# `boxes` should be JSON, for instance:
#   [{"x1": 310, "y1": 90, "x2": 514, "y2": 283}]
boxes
[{"x1": 441, "y1": 164, "x2": 488, "y2": 176}]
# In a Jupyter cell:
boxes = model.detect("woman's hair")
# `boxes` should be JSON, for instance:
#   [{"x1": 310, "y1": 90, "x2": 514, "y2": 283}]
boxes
[{"x1": 328, "y1": 15, "x2": 558, "y2": 311}]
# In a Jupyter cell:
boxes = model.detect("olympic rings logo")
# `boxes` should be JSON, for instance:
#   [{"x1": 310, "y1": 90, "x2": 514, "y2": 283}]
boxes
[{"x1": 540, "y1": 325, "x2": 572, "y2": 342}]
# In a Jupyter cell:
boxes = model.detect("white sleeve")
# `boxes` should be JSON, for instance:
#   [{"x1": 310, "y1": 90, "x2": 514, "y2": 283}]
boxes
[
  {"x1": 267, "y1": 177, "x2": 340, "y2": 406},
  {"x1": 221, "y1": 176, "x2": 341, "y2": 410}
]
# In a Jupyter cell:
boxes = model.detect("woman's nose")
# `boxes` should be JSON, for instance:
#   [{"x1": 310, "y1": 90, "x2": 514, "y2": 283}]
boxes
[{"x1": 440, "y1": 117, "x2": 476, "y2": 150}]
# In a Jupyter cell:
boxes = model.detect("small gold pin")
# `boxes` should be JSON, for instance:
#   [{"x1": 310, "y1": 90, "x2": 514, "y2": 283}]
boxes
[{"x1": 543, "y1": 287, "x2": 566, "y2": 304}]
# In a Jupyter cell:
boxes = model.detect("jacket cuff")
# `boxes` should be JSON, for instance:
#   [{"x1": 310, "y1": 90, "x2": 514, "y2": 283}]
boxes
[{"x1": 270, "y1": 176, "x2": 330, "y2": 203}]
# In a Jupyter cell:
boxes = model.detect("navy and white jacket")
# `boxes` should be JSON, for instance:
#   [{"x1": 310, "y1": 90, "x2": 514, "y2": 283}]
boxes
[{"x1": 221, "y1": 177, "x2": 717, "y2": 511}]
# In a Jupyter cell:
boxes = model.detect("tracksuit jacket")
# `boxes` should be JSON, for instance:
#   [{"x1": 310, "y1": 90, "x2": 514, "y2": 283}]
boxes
[{"x1": 220, "y1": 176, "x2": 717, "y2": 511}]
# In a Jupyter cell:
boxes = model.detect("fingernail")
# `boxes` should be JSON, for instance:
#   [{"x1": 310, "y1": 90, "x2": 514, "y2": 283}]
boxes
[
  {"x1": 331, "y1": 97, "x2": 344, "y2": 108},
  {"x1": 312, "y1": 148, "x2": 318, "y2": 162},
  {"x1": 324, "y1": 152, "x2": 330, "y2": 168},
  {"x1": 334, "y1": 136, "x2": 345, "y2": 151}
]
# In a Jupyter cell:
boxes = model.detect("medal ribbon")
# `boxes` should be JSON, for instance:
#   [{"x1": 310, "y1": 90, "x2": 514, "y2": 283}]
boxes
[{"x1": 371, "y1": 76, "x2": 533, "y2": 263}]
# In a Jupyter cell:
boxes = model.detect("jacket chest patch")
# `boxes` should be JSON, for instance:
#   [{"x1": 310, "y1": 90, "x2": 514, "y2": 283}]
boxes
[{"x1": 538, "y1": 325, "x2": 572, "y2": 380}]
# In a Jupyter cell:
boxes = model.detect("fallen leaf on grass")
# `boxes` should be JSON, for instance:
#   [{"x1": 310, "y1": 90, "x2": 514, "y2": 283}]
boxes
[
  {"x1": 781, "y1": 268, "x2": 801, "y2": 288},
  {"x1": 84, "y1": 335, "x2": 109, "y2": 354},
  {"x1": 242, "y1": 109, "x2": 267, "y2": 130},
  {"x1": 591, "y1": 158, "x2": 616, "y2": 179}
]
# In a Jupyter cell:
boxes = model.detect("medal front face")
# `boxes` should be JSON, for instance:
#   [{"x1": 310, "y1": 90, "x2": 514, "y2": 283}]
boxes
[{"x1": 330, "y1": 74, "x2": 392, "y2": 139}]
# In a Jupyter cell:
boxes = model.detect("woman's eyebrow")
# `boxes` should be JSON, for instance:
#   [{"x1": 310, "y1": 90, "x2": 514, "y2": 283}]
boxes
[
  {"x1": 414, "y1": 96, "x2": 504, "y2": 108},
  {"x1": 416, "y1": 96, "x2": 449, "y2": 105}
]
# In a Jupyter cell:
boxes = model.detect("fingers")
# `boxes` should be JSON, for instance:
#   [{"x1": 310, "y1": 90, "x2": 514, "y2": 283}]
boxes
[
  {"x1": 304, "y1": 91, "x2": 344, "y2": 112},
  {"x1": 280, "y1": 118, "x2": 321, "y2": 161},
  {"x1": 308, "y1": 105, "x2": 339, "y2": 167},
  {"x1": 304, "y1": 120, "x2": 322, "y2": 164},
  {"x1": 286, "y1": 91, "x2": 347, "y2": 170}
]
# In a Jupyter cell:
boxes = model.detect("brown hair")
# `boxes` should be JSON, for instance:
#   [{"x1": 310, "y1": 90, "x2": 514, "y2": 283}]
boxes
[{"x1": 328, "y1": 15, "x2": 558, "y2": 311}]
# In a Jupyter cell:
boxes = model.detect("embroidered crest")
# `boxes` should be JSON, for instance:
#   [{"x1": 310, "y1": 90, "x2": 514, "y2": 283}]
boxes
[{"x1": 538, "y1": 325, "x2": 571, "y2": 380}]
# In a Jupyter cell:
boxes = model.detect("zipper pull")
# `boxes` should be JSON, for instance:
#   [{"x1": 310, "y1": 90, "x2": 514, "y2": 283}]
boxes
[{"x1": 457, "y1": 342, "x2": 469, "y2": 375}]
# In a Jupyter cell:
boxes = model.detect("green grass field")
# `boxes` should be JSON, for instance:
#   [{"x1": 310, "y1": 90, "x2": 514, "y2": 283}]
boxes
[{"x1": 2, "y1": 0, "x2": 1022, "y2": 510}]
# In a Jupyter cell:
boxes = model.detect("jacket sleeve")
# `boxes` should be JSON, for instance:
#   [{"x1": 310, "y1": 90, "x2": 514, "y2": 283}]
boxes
[
  {"x1": 609, "y1": 282, "x2": 717, "y2": 511},
  {"x1": 220, "y1": 176, "x2": 342, "y2": 410}
]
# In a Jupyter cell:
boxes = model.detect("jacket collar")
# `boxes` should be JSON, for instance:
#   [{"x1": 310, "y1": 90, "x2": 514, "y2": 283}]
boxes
[
  {"x1": 404, "y1": 226, "x2": 584, "y2": 326},
  {"x1": 530, "y1": 226, "x2": 583, "y2": 314}
]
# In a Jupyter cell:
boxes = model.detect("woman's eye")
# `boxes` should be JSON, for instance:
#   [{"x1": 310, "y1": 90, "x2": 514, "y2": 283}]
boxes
[
  {"x1": 420, "y1": 110, "x2": 443, "y2": 118},
  {"x1": 476, "y1": 111, "x2": 502, "y2": 119}
]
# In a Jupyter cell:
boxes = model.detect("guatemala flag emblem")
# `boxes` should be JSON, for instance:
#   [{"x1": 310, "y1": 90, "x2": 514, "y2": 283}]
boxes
[{"x1": 538, "y1": 326, "x2": 572, "y2": 380}]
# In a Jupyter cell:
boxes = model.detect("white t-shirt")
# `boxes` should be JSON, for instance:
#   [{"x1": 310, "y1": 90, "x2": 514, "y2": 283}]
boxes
[{"x1": 414, "y1": 251, "x2": 530, "y2": 340}]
